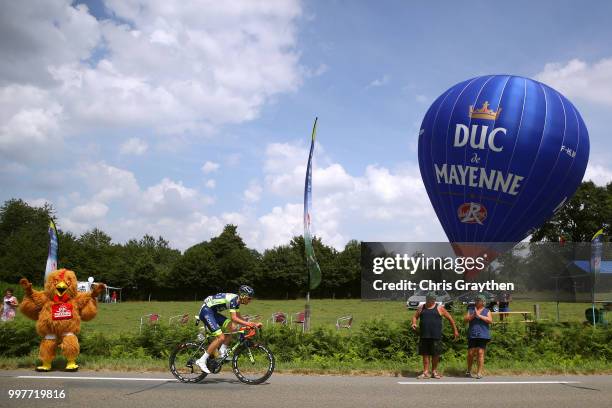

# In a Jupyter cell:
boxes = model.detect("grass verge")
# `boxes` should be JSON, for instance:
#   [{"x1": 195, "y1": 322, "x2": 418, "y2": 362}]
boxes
[{"x1": 2, "y1": 353, "x2": 611, "y2": 376}]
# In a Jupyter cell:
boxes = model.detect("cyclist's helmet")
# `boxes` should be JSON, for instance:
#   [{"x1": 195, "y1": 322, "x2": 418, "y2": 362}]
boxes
[{"x1": 239, "y1": 285, "x2": 255, "y2": 298}]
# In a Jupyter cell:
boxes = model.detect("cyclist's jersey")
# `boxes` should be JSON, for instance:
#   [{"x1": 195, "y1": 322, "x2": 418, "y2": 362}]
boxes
[{"x1": 201, "y1": 293, "x2": 240, "y2": 313}]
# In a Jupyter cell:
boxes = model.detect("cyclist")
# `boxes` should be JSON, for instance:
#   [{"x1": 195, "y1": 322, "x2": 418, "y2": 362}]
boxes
[{"x1": 195, "y1": 285, "x2": 262, "y2": 373}]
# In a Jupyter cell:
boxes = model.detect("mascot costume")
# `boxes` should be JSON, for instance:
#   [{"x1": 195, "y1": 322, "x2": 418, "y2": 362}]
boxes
[{"x1": 19, "y1": 269, "x2": 105, "y2": 371}]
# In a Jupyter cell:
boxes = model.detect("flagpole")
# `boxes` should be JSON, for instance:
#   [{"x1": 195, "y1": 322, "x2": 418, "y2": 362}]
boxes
[
  {"x1": 305, "y1": 291, "x2": 310, "y2": 332},
  {"x1": 304, "y1": 249, "x2": 310, "y2": 332},
  {"x1": 305, "y1": 254, "x2": 310, "y2": 332}
]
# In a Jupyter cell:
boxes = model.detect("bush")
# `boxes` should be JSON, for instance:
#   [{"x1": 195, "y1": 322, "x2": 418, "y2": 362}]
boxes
[
  {"x1": 1, "y1": 319, "x2": 611, "y2": 366},
  {"x1": 0, "y1": 320, "x2": 38, "y2": 356},
  {"x1": 80, "y1": 324, "x2": 199, "y2": 359}
]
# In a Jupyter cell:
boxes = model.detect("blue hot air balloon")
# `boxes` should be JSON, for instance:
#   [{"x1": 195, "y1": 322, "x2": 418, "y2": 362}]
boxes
[{"x1": 418, "y1": 75, "x2": 589, "y2": 262}]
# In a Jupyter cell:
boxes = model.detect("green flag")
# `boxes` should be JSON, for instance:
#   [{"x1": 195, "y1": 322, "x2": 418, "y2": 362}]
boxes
[{"x1": 304, "y1": 118, "x2": 321, "y2": 290}]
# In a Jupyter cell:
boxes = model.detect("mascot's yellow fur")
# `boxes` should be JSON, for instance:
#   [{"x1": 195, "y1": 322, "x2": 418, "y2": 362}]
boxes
[{"x1": 19, "y1": 269, "x2": 105, "y2": 371}]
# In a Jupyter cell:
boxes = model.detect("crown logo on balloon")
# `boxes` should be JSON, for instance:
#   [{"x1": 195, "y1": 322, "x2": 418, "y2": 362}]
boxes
[{"x1": 469, "y1": 101, "x2": 501, "y2": 120}]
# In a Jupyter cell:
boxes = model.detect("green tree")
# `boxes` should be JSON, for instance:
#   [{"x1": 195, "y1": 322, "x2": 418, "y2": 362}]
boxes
[
  {"x1": 75, "y1": 228, "x2": 118, "y2": 282},
  {"x1": 258, "y1": 244, "x2": 305, "y2": 299},
  {"x1": 132, "y1": 255, "x2": 157, "y2": 298},
  {"x1": 531, "y1": 181, "x2": 611, "y2": 242},
  {"x1": 207, "y1": 225, "x2": 259, "y2": 290},
  {"x1": 0, "y1": 199, "x2": 53, "y2": 284},
  {"x1": 332, "y1": 240, "x2": 361, "y2": 298},
  {"x1": 168, "y1": 242, "x2": 219, "y2": 298}
]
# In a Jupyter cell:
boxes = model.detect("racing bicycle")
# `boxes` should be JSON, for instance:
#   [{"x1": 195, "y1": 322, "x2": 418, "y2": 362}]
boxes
[{"x1": 169, "y1": 317, "x2": 275, "y2": 385}]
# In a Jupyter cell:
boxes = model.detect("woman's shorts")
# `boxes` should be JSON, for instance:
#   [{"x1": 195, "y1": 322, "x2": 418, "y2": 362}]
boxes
[{"x1": 467, "y1": 338, "x2": 490, "y2": 349}]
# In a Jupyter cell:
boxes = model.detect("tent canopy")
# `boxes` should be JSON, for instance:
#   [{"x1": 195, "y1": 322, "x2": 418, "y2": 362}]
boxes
[{"x1": 571, "y1": 260, "x2": 612, "y2": 274}]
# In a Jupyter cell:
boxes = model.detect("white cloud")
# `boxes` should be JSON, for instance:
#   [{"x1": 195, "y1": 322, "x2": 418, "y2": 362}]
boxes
[
  {"x1": 368, "y1": 74, "x2": 390, "y2": 88},
  {"x1": 415, "y1": 94, "x2": 429, "y2": 104},
  {"x1": 3, "y1": 2, "x2": 448, "y2": 252},
  {"x1": 25, "y1": 198, "x2": 51, "y2": 208},
  {"x1": 53, "y1": 149, "x2": 444, "y2": 251},
  {"x1": 58, "y1": 161, "x2": 221, "y2": 249},
  {"x1": 0, "y1": 85, "x2": 63, "y2": 162},
  {"x1": 0, "y1": 1, "x2": 101, "y2": 87},
  {"x1": 535, "y1": 58, "x2": 612, "y2": 106},
  {"x1": 225, "y1": 153, "x2": 242, "y2": 167},
  {"x1": 201, "y1": 161, "x2": 220, "y2": 174},
  {"x1": 258, "y1": 204, "x2": 304, "y2": 249},
  {"x1": 71, "y1": 202, "x2": 109, "y2": 222},
  {"x1": 82, "y1": 162, "x2": 140, "y2": 203},
  {"x1": 0, "y1": 1, "x2": 304, "y2": 164},
  {"x1": 305, "y1": 63, "x2": 328, "y2": 77},
  {"x1": 140, "y1": 178, "x2": 213, "y2": 216},
  {"x1": 241, "y1": 141, "x2": 442, "y2": 250},
  {"x1": 584, "y1": 164, "x2": 612, "y2": 186},
  {"x1": 243, "y1": 181, "x2": 263, "y2": 203},
  {"x1": 119, "y1": 138, "x2": 148, "y2": 155}
]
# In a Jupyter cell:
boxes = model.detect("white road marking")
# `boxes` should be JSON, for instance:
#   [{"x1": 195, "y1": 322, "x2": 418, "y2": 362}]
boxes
[
  {"x1": 398, "y1": 381, "x2": 580, "y2": 385},
  {"x1": 17, "y1": 375, "x2": 178, "y2": 382},
  {"x1": 13, "y1": 375, "x2": 583, "y2": 386}
]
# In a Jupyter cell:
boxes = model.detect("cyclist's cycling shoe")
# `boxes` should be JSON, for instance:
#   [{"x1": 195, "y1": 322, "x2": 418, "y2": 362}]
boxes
[{"x1": 195, "y1": 356, "x2": 211, "y2": 374}]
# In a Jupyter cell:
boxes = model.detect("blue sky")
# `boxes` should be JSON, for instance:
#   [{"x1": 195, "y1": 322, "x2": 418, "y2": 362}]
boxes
[{"x1": 1, "y1": 0, "x2": 610, "y2": 251}]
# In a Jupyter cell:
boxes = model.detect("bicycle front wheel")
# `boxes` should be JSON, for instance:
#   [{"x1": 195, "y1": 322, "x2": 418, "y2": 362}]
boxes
[
  {"x1": 169, "y1": 342, "x2": 208, "y2": 383},
  {"x1": 232, "y1": 343, "x2": 275, "y2": 385}
]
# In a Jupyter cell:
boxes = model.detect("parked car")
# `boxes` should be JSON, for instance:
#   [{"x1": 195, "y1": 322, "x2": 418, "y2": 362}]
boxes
[
  {"x1": 406, "y1": 290, "x2": 452, "y2": 310},
  {"x1": 454, "y1": 291, "x2": 499, "y2": 312}
]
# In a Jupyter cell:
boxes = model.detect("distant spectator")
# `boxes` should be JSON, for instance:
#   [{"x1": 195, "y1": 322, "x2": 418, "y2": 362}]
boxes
[
  {"x1": 412, "y1": 291, "x2": 459, "y2": 379},
  {"x1": 497, "y1": 291, "x2": 511, "y2": 321},
  {"x1": 111, "y1": 291, "x2": 117, "y2": 303},
  {"x1": 464, "y1": 294, "x2": 493, "y2": 379},
  {"x1": 1, "y1": 288, "x2": 19, "y2": 322}
]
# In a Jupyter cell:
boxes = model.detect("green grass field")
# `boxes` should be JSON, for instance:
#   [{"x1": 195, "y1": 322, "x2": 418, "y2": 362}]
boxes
[
  {"x1": 11, "y1": 298, "x2": 598, "y2": 334},
  {"x1": 3, "y1": 298, "x2": 610, "y2": 374}
]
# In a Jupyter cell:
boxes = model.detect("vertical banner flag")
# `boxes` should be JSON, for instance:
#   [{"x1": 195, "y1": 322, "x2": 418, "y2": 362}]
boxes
[
  {"x1": 44, "y1": 220, "x2": 59, "y2": 280},
  {"x1": 590, "y1": 228, "x2": 604, "y2": 325},
  {"x1": 304, "y1": 117, "x2": 321, "y2": 291},
  {"x1": 591, "y1": 228, "x2": 604, "y2": 292}
]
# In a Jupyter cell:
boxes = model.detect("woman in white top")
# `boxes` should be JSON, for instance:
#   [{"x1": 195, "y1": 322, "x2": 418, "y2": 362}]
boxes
[{"x1": 1, "y1": 288, "x2": 19, "y2": 321}]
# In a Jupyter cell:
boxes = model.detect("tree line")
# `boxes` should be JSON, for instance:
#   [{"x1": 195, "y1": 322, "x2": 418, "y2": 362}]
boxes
[
  {"x1": 0, "y1": 199, "x2": 359, "y2": 300},
  {"x1": 0, "y1": 181, "x2": 608, "y2": 300}
]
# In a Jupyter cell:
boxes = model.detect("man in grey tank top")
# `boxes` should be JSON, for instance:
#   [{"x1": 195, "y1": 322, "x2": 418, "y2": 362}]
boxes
[{"x1": 411, "y1": 292, "x2": 459, "y2": 379}]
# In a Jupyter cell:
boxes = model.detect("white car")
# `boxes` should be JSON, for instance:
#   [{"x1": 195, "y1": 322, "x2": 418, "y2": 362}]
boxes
[{"x1": 406, "y1": 290, "x2": 452, "y2": 310}]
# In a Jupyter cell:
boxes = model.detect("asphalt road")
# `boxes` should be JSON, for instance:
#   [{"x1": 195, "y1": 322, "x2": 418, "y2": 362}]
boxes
[{"x1": 1, "y1": 370, "x2": 611, "y2": 408}]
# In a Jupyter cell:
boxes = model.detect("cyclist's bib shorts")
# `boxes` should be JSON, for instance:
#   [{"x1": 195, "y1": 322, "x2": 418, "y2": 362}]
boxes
[{"x1": 199, "y1": 306, "x2": 231, "y2": 336}]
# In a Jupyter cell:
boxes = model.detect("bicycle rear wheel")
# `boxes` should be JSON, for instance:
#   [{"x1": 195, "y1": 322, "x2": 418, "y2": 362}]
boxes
[
  {"x1": 169, "y1": 342, "x2": 208, "y2": 383},
  {"x1": 232, "y1": 343, "x2": 275, "y2": 385}
]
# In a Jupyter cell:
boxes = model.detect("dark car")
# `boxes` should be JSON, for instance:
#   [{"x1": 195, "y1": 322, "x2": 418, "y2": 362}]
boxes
[{"x1": 454, "y1": 291, "x2": 499, "y2": 312}]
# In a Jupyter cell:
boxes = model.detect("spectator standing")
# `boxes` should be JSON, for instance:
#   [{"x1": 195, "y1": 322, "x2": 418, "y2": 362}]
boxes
[
  {"x1": 411, "y1": 292, "x2": 459, "y2": 379},
  {"x1": 464, "y1": 294, "x2": 493, "y2": 379},
  {"x1": 498, "y1": 291, "x2": 511, "y2": 321},
  {"x1": 1, "y1": 288, "x2": 19, "y2": 322}
]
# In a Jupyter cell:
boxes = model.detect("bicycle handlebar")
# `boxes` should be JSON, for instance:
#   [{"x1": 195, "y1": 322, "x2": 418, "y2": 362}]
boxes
[
  {"x1": 236, "y1": 325, "x2": 259, "y2": 339},
  {"x1": 194, "y1": 315, "x2": 261, "y2": 338}
]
